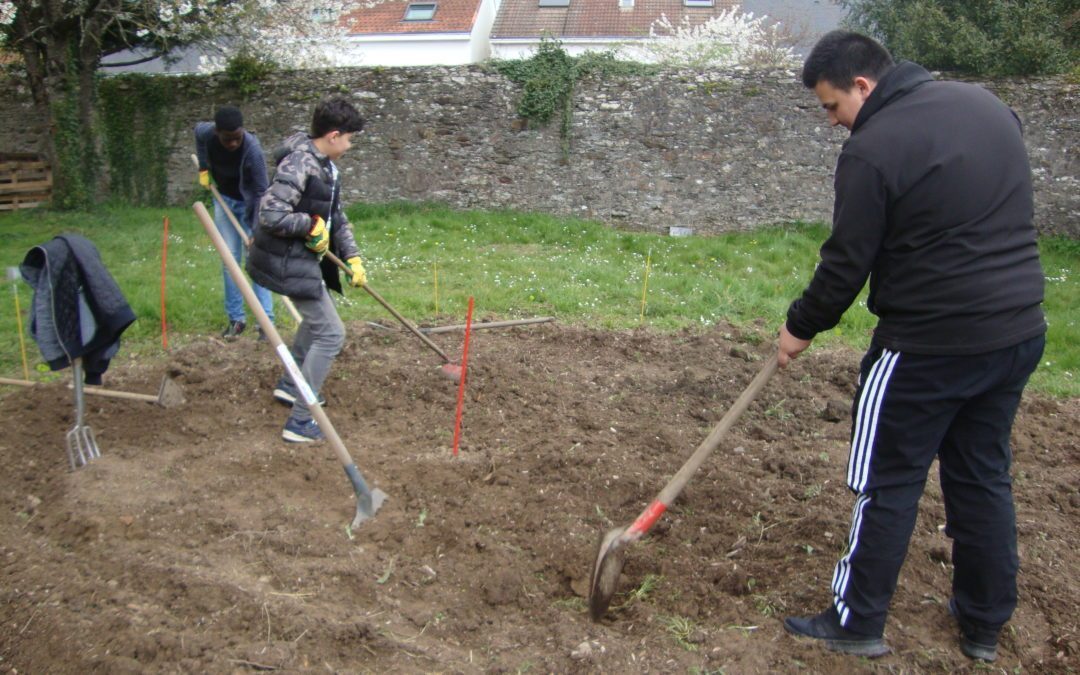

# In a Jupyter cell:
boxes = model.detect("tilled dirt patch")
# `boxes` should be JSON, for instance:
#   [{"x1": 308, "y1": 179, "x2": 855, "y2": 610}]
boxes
[{"x1": 1, "y1": 323, "x2": 1077, "y2": 673}]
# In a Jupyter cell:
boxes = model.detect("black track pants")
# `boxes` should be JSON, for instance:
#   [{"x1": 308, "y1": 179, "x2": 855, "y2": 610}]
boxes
[{"x1": 830, "y1": 334, "x2": 1044, "y2": 637}]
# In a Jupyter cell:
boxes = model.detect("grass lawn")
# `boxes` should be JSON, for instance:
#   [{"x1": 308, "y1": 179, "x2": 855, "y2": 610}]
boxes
[{"x1": 1, "y1": 201, "x2": 1076, "y2": 397}]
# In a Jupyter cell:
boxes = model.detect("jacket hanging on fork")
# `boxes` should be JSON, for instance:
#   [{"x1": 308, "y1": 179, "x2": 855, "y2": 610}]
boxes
[{"x1": 20, "y1": 234, "x2": 136, "y2": 384}]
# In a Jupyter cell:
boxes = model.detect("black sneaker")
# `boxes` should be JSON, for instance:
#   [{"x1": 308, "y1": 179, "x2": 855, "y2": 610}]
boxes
[
  {"x1": 222, "y1": 320, "x2": 246, "y2": 339},
  {"x1": 784, "y1": 606, "x2": 890, "y2": 658},
  {"x1": 256, "y1": 327, "x2": 269, "y2": 343},
  {"x1": 282, "y1": 417, "x2": 324, "y2": 443},
  {"x1": 272, "y1": 379, "x2": 326, "y2": 407},
  {"x1": 948, "y1": 598, "x2": 998, "y2": 662}
]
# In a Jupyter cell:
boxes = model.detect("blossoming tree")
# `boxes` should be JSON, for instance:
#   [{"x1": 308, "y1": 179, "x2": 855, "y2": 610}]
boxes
[
  {"x1": 635, "y1": 6, "x2": 798, "y2": 69},
  {"x1": 0, "y1": 0, "x2": 361, "y2": 206}
]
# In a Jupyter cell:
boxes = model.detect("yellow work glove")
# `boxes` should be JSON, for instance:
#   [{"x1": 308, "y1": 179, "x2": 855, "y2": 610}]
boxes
[
  {"x1": 305, "y1": 215, "x2": 329, "y2": 254},
  {"x1": 198, "y1": 170, "x2": 210, "y2": 188},
  {"x1": 346, "y1": 256, "x2": 367, "y2": 287}
]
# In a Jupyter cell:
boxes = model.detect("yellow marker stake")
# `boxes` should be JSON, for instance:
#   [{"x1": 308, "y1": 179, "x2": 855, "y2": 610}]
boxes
[
  {"x1": 639, "y1": 249, "x2": 652, "y2": 323},
  {"x1": 13, "y1": 284, "x2": 30, "y2": 380},
  {"x1": 433, "y1": 260, "x2": 439, "y2": 315}
]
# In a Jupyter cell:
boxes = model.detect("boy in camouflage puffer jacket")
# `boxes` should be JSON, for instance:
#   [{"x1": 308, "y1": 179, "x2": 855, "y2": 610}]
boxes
[{"x1": 247, "y1": 97, "x2": 368, "y2": 443}]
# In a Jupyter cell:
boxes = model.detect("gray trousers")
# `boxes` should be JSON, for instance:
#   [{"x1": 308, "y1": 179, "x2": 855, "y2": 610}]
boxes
[{"x1": 288, "y1": 285, "x2": 345, "y2": 421}]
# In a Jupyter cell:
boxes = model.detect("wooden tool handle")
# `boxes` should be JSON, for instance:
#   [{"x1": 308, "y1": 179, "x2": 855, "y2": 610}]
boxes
[
  {"x1": 81, "y1": 386, "x2": 157, "y2": 403},
  {"x1": 657, "y1": 353, "x2": 778, "y2": 505},
  {"x1": 2, "y1": 376, "x2": 157, "y2": 403},
  {"x1": 194, "y1": 201, "x2": 353, "y2": 467},
  {"x1": 191, "y1": 154, "x2": 302, "y2": 324},
  {"x1": 626, "y1": 354, "x2": 779, "y2": 539},
  {"x1": 324, "y1": 251, "x2": 453, "y2": 364},
  {"x1": 421, "y1": 317, "x2": 554, "y2": 334},
  {"x1": 190, "y1": 154, "x2": 251, "y2": 247}
]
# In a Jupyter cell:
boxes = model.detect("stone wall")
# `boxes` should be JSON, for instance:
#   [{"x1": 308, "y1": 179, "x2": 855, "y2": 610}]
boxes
[{"x1": 1, "y1": 65, "x2": 1076, "y2": 236}]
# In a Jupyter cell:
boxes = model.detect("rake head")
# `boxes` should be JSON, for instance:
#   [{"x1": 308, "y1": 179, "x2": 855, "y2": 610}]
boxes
[
  {"x1": 440, "y1": 363, "x2": 463, "y2": 383},
  {"x1": 588, "y1": 526, "x2": 630, "y2": 621},
  {"x1": 157, "y1": 376, "x2": 186, "y2": 407}
]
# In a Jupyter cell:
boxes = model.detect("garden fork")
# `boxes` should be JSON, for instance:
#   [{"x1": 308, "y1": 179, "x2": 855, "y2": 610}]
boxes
[{"x1": 65, "y1": 358, "x2": 101, "y2": 470}]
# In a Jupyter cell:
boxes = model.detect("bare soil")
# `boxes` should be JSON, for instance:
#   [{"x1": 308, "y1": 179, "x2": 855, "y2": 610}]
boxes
[{"x1": 1, "y1": 322, "x2": 1077, "y2": 673}]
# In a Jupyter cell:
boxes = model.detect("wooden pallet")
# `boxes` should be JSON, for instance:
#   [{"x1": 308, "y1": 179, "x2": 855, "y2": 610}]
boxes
[{"x1": 0, "y1": 153, "x2": 52, "y2": 211}]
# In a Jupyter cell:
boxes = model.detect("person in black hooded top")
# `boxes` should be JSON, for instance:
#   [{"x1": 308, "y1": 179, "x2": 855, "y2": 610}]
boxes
[{"x1": 777, "y1": 31, "x2": 1045, "y2": 663}]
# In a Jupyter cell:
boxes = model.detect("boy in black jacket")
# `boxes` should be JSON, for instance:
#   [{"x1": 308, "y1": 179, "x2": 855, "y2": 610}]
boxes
[
  {"x1": 247, "y1": 98, "x2": 368, "y2": 443},
  {"x1": 778, "y1": 31, "x2": 1045, "y2": 662}
]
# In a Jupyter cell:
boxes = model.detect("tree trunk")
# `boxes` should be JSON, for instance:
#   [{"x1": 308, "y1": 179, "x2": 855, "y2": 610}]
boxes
[
  {"x1": 11, "y1": 5, "x2": 102, "y2": 209},
  {"x1": 12, "y1": 9, "x2": 57, "y2": 175}
]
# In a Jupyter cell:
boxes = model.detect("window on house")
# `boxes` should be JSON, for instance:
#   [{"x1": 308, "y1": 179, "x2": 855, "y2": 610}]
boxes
[
  {"x1": 683, "y1": 0, "x2": 713, "y2": 6},
  {"x1": 311, "y1": 7, "x2": 338, "y2": 23},
  {"x1": 538, "y1": 0, "x2": 570, "y2": 7},
  {"x1": 404, "y1": 3, "x2": 437, "y2": 20},
  {"x1": 619, "y1": 0, "x2": 634, "y2": 7}
]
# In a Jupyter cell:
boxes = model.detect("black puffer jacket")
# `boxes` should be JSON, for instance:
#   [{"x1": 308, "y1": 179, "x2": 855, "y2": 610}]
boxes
[
  {"x1": 247, "y1": 133, "x2": 360, "y2": 300},
  {"x1": 786, "y1": 62, "x2": 1045, "y2": 355}
]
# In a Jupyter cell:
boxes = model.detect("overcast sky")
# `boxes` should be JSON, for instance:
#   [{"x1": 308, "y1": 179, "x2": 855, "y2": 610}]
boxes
[{"x1": 740, "y1": 0, "x2": 847, "y2": 55}]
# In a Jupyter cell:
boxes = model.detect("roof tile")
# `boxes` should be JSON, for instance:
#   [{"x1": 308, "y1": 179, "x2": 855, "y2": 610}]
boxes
[{"x1": 342, "y1": 0, "x2": 484, "y2": 35}]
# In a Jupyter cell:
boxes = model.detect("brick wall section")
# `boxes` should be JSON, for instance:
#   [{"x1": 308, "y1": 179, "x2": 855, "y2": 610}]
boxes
[{"x1": 1, "y1": 66, "x2": 1076, "y2": 236}]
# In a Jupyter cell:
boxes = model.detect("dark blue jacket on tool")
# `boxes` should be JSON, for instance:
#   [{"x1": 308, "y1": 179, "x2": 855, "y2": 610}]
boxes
[{"x1": 20, "y1": 234, "x2": 136, "y2": 384}]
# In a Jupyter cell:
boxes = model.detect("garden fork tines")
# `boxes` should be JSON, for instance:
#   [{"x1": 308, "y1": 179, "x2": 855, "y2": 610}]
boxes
[{"x1": 65, "y1": 358, "x2": 101, "y2": 470}]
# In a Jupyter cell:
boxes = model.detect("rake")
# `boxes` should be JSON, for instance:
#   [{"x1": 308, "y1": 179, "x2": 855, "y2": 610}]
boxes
[{"x1": 588, "y1": 354, "x2": 779, "y2": 621}]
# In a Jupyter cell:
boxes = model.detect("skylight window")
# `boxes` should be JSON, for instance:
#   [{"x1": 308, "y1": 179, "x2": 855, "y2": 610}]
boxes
[
  {"x1": 684, "y1": 0, "x2": 714, "y2": 6},
  {"x1": 404, "y1": 3, "x2": 437, "y2": 20},
  {"x1": 538, "y1": 0, "x2": 570, "y2": 6},
  {"x1": 311, "y1": 7, "x2": 338, "y2": 23}
]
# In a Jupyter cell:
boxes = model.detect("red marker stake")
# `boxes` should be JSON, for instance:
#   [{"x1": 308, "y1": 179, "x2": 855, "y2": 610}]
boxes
[
  {"x1": 160, "y1": 216, "x2": 169, "y2": 351},
  {"x1": 451, "y1": 296, "x2": 474, "y2": 457}
]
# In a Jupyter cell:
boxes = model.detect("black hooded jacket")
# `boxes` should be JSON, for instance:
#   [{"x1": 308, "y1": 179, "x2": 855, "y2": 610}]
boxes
[
  {"x1": 247, "y1": 133, "x2": 360, "y2": 300},
  {"x1": 786, "y1": 62, "x2": 1046, "y2": 355}
]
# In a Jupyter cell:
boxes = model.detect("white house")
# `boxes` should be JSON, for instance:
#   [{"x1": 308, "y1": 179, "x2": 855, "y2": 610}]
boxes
[
  {"x1": 333, "y1": 0, "x2": 501, "y2": 66},
  {"x1": 98, "y1": 0, "x2": 838, "y2": 72},
  {"x1": 100, "y1": 0, "x2": 502, "y2": 73},
  {"x1": 490, "y1": 0, "x2": 739, "y2": 61}
]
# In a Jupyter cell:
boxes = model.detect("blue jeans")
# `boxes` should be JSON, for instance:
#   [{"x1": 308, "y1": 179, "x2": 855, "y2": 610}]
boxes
[{"x1": 214, "y1": 193, "x2": 274, "y2": 323}]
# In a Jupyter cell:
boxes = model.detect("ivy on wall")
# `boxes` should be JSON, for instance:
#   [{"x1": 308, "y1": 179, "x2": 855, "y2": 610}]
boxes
[
  {"x1": 495, "y1": 38, "x2": 656, "y2": 159},
  {"x1": 224, "y1": 50, "x2": 278, "y2": 100},
  {"x1": 99, "y1": 74, "x2": 172, "y2": 205},
  {"x1": 50, "y1": 86, "x2": 98, "y2": 210}
]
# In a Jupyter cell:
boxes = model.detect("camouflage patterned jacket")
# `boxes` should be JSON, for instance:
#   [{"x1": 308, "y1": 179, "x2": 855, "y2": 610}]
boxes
[{"x1": 247, "y1": 133, "x2": 360, "y2": 300}]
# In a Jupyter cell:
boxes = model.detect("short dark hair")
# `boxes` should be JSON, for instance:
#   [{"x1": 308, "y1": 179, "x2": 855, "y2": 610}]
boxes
[
  {"x1": 801, "y1": 30, "x2": 894, "y2": 90},
  {"x1": 311, "y1": 97, "x2": 365, "y2": 138},
  {"x1": 214, "y1": 106, "x2": 244, "y2": 132}
]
